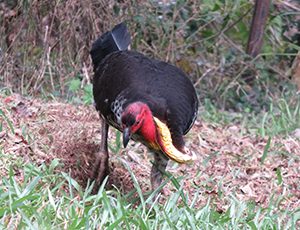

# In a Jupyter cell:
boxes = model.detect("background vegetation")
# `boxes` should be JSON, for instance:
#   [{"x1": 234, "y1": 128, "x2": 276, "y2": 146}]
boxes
[
  {"x1": 1, "y1": 0, "x2": 299, "y2": 109},
  {"x1": 1, "y1": 0, "x2": 300, "y2": 229}
]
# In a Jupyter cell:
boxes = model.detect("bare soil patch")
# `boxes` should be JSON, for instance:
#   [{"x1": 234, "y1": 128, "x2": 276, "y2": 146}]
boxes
[{"x1": 1, "y1": 94, "x2": 299, "y2": 211}]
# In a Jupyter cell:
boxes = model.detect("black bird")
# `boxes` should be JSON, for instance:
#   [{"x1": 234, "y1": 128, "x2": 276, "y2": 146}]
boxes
[{"x1": 90, "y1": 23, "x2": 198, "y2": 193}]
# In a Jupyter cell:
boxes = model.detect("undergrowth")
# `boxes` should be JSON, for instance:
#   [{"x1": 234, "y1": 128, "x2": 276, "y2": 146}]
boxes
[{"x1": 0, "y1": 0, "x2": 299, "y2": 112}]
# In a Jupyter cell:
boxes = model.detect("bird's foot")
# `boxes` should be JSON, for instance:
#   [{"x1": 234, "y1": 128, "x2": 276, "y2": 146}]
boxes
[{"x1": 92, "y1": 150, "x2": 109, "y2": 194}]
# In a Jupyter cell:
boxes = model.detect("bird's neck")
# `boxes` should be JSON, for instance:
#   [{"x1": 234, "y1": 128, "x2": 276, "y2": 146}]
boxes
[{"x1": 138, "y1": 107, "x2": 158, "y2": 147}]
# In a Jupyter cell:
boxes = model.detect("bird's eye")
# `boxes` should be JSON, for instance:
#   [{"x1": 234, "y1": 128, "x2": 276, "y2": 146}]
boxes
[{"x1": 136, "y1": 120, "x2": 140, "y2": 125}]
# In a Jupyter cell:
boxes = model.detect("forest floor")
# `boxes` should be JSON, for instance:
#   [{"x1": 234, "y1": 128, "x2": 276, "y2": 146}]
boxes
[{"x1": 1, "y1": 93, "x2": 300, "y2": 212}]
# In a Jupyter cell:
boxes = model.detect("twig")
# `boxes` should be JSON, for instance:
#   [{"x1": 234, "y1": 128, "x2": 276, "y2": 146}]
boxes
[{"x1": 193, "y1": 68, "x2": 215, "y2": 87}]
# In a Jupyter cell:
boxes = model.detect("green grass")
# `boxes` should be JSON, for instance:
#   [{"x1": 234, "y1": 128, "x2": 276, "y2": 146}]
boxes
[
  {"x1": 201, "y1": 94, "x2": 300, "y2": 138},
  {"x1": 256, "y1": 98, "x2": 300, "y2": 137},
  {"x1": 0, "y1": 157, "x2": 299, "y2": 229}
]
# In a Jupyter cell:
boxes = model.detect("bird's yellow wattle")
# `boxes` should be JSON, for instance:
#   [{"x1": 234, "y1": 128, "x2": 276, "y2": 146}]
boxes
[{"x1": 153, "y1": 117, "x2": 196, "y2": 163}]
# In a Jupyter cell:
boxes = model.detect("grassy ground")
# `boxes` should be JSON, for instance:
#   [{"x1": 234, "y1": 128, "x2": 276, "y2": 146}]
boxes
[{"x1": 1, "y1": 91, "x2": 300, "y2": 229}]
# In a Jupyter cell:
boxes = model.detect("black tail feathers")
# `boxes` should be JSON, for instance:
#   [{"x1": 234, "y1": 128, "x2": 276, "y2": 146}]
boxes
[{"x1": 90, "y1": 22, "x2": 131, "y2": 68}]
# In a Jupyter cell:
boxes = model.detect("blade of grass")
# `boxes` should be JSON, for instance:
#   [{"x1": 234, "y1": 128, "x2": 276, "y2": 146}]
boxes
[
  {"x1": 121, "y1": 159, "x2": 145, "y2": 209},
  {"x1": 0, "y1": 109, "x2": 15, "y2": 134},
  {"x1": 261, "y1": 136, "x2": 271, "y2": 164},
  {"x1": 275, "y1": 167, "x2": 282, "y2": 185}
]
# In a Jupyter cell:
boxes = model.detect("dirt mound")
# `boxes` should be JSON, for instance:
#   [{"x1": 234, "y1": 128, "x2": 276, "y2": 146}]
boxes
[{"x1": 1, "y1": 94, "x2": 299, "y2": 210}]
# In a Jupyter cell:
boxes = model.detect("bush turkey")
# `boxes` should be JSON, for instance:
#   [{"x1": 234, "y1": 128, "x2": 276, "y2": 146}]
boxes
[{"x1": 90, "y1": 22, "x2": 198, "y2": 193}]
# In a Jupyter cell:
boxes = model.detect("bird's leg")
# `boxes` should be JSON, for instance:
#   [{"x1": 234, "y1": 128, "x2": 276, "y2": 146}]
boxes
[
  {"x1": 151, "y1": 152, "x2": 169, "y2": 194},
  {"x1": 93, "y1": 118, "x2": 109, "y2": 193}
]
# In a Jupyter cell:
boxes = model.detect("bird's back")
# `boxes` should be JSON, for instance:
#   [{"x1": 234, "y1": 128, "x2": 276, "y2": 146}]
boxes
[{"x1": 93, "y1": 51, "x2": 198, "y2": 136}]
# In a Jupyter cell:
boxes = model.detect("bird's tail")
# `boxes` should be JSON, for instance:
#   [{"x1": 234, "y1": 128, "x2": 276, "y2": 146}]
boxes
[{"x1": 90, "y1": 22, "x2": 131, "y2": 69}]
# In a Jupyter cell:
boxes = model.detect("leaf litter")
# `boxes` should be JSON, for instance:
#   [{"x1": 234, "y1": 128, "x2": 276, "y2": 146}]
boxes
[{"x1": 0, "y1": 93, "x2": 299, "y2": 212}]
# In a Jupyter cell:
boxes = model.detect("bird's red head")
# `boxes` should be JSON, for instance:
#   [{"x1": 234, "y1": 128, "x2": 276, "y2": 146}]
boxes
[{"x1": 121, "y1": 102, "x2": 157, "y2": 148}]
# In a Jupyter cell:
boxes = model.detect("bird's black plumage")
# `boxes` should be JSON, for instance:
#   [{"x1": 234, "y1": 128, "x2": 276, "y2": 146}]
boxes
[
  {"x1": 93, "y1": 51, "x2": 198, "y2": 147},
  {"x1": 90, "y1": 22, "x2": 198, "y2": 194}
]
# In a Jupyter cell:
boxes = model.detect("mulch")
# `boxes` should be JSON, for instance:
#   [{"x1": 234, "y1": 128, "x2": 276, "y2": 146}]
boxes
[{"x1": 1, "y1": 93, "x2": 299, "y2": 211}]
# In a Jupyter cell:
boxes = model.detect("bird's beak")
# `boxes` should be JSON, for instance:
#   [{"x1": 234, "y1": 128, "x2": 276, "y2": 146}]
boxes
[{"x1": 123, "y1": 127, "x2": 131, "y2": 148}]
